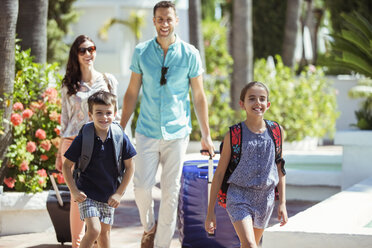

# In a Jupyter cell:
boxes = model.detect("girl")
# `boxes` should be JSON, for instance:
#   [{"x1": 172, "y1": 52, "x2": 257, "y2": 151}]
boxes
[
  {"x1": 205, "y1": 81, "x2": 288, "y2": 248},
  {"x1": 55, "y1": 34, "x2": 119, "y2": 248}
]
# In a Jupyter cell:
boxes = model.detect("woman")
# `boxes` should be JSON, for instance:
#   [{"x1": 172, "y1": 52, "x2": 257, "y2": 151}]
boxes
[{"x1": 55, "y1": 34, "x2": 119, "y2": 248}]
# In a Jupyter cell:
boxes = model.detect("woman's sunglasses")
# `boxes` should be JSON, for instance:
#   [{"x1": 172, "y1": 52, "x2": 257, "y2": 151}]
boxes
[{"x1": 78, "y1": 46, "x2": 96, "y2": 55}]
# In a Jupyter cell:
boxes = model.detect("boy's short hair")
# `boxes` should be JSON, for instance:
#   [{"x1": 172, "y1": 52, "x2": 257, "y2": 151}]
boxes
[
  {"x1": 153, "y1": 1, "x2": 176, "y2": 16},
  {"x1": 240, "y1": 81, "x2": 270, "y2": 102},
  {"x1": 88, "y1": 90, "x2": 117, "y2": 113}
]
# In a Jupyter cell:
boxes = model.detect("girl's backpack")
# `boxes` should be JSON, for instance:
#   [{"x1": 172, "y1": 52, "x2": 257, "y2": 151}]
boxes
[{"x1": 217, "y1": 120, "x2": 286, "y2": 208}]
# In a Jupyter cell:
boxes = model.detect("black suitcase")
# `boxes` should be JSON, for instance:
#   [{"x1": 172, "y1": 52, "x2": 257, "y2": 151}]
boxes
[
  {"x1": 177, "y1": 156, "x2": 240, "y2": 248},
  {"x1": 46, "y1": 172, "x2": 71, "y2": 245}
]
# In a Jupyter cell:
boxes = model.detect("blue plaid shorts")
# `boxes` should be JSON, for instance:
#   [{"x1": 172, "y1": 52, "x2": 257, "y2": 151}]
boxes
[{"x1": 78, "y1": 197, "x2": 115, "y2": 225}]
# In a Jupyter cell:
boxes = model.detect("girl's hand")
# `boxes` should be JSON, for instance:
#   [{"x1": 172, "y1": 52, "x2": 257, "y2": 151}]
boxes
[
  {"x1": 278, "y1": 203, "x2": 288, "y2": 226},
  {"x1": 205, "y1": 212, "x2": 217, "y2": 234}
]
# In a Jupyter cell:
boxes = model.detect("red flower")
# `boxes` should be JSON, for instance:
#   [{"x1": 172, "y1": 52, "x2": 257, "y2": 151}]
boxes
[
  {"x1": 30, "y1": 101, "x2": 41, "y2": 112},
  {"x1": 35, "y1": 129, "x2": 46, "y2": 140},
  {"x1": 11, "y1": 113, "x2": 23, "y2": 126},
  {"x1": 26, "y1": 141, "x2": 37, "y2": 153},
  {"x1": 40, "y1": 140, "x2": 52, "y2": 151},
  {"x1": 12, "y1": 102, "x2": 24, "y2": 111},
  {"x1": 54, "y1": 127, "x2": 60, "y2": 136},
  {"x1": 57, "y1": 173, "x2": 65, "y2": 184},
  {"x1": 4, "y1": 177, "x2": 16, "y2": 188},
  {"x1": 19, "y1": 161, "x2": 29, "y2": 171},
  {"x1": 22, "y1": 109, "x2": 34, "y2": 119},
  {"x1": 40, "y1": 154, "x2": 49, "y2": 161},
  {"x1": 37, "y1": 169, "x2": 47, "y2": 177}
]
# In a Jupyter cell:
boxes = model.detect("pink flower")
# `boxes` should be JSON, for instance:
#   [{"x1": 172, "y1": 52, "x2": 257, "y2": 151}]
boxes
[
  {"x1": 40, "y1": 154, "x2": 49, "y2": 161},
  {"x1": 49, "y1": 111, "x2": 60, "y2": 122},
  {"x1": 42, "y1": 88, "x2": 58, "y2": 102},
  {"x1": 13, "y1": 102, "x2": 24, "y2": 111},
  {"x1": 37, "y1": 169, "x2": 47, "y2": 177},
  {"x1": 22, "y1": 109, "x2": 34, "y2": 119},
  {"x1": 38, "y1": 178, "x2": 45, "y2": 185},
  {"x1": 4, "y1": 177, "x2": 16, "y2": 188},
  {"x1": 19, "y1": 161, "x2": 29, "y2": 171},
  {"x1": 11, "y1": 113, "x2": 23, "y2": 126},
  {"x1": 54, "y1": 127, "x2": 60, "y2": 136},
  {"x1": 40, "y1": 140, "x2": 52, "y2": 151},
  {"x1": 26, "y1": 141, "x2": 37, "y2": 153},
  {"x1": 57, "y1": 173, "x2": 65, "y2": 184},
  {"x1": 35, "y1": 129, "x2": 46, "y2": 140},
  {"x1": 30, "y1": 101, "x2": 41, "y2": 112}
]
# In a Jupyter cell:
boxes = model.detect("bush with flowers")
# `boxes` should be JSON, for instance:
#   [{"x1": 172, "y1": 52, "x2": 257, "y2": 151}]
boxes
[{"x1": 2, "y1": 43, "x2": 65, "y2": 193}]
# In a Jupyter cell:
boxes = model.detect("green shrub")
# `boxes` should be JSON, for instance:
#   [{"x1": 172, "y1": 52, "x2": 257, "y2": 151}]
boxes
[{"x1": 254, "y1": 55, "x2": 339, "y2": 142}]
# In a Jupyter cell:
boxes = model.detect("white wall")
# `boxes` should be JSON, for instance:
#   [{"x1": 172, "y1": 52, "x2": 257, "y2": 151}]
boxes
[{"x1": 66, "y1": 0, "x2": 190, "y2": 107}]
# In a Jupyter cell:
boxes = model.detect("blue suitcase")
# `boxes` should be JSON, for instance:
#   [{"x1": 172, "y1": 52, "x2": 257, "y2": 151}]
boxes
[{"x1": 177, "y1": 158, "x2": 240, "y2": 248}]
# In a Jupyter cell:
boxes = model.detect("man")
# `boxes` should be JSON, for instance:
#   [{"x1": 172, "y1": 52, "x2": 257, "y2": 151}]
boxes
[{"x1": 120, "y1": 1, "x2": 214, "y2": 248}]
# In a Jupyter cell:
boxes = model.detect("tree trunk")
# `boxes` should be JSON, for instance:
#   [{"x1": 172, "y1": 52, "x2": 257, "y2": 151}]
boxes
[
  {"x1": 189, "y1": 0, "x2": 206, "y2": 69},
  {"x1": 16, "y1": 0, "x2": 48, "y2": 63},
  {"x1": 0, "y1": 0, "x2": 18, "y2": 184},
  {"x1": 282, "y1": 0, "x2": 302, "y2": 68},
  {"x1": 231, "y1": 0, "x2": 253, "y2": 111}
]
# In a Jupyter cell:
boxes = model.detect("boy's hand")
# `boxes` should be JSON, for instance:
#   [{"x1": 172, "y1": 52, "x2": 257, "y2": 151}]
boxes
[
  {"x1": 278, "y1": 203, "x2": 288, "y2": 226},
  {"x1": 205, "y1": 212, "x2": 217, "y2": 234},
  {"x1": 108, "y1": 193, "x2": 122, "y2": 208},
  {"x1": 71, "y1": 190, "x2": 87, "y2": 203}
]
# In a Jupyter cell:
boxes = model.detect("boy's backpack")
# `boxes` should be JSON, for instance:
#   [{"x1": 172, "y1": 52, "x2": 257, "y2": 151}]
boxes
[
  {"x1": 73, "y1": 121, "x2": 125, "y2": 184},
  {"x1": 217, "y1": 119, "x2": 286, "y2": 208}
]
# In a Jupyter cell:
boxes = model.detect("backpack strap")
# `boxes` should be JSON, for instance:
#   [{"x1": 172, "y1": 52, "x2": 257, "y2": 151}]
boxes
[
  {"x1": 264, "y1": 120, "x2": 286, "y2": 175},
  {"x1": 217, "y1": 122, "x2": 242, "y2": 208},
  {"x1": 265, "y1": 119, "x2": 286, "y2": 201},
  {"x1": 73, "y1": 122, "x2": 95, "y2": 180},
  {"x1": 111, "y1": 122, "x2": 125, "y2": 177}
]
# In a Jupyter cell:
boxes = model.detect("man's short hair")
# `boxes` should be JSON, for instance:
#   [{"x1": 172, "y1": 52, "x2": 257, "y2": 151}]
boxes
[
  {"x1": 153, "y1": 1, "x2": 176, "y2": 16},
  {"x1": 88, "y1": 90, "x2": 117, "y2": 113}
]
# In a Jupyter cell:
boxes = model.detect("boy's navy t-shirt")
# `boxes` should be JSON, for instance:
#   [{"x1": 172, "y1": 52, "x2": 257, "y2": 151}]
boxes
[{"x1": 64, "y1": 126, "x2": 136, "y2": 203}]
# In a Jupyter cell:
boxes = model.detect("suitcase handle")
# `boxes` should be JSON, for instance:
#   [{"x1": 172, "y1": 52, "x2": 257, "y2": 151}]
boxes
[{"x1": 48, "y1": 170, "x2": 64, "y2": 207}]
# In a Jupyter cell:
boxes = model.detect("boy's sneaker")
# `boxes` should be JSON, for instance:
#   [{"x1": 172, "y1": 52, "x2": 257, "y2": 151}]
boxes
[{"x1": 141, "y1": 222, "x2": 157, "y2": 248}]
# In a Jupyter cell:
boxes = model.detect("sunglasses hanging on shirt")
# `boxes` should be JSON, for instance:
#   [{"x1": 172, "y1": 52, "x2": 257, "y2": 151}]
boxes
[{"x1": 160, "y1": 67, "x2": 169, "y2": 86}]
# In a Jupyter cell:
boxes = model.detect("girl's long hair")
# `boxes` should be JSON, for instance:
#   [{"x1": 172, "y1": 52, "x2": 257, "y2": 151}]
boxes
[{"x1": 62, "y1": 35, "x2": 95, "y2": 96}]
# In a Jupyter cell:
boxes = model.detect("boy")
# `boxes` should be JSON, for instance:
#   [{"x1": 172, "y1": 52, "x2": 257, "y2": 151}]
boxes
[{"x1": 62, "y1": 90, "x2": 136, "y2": 248}]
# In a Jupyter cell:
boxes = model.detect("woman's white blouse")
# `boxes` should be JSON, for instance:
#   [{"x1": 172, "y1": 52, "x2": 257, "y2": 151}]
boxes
[{"x1": 60, "y1": 73, "x2": 119, "y2": 137}]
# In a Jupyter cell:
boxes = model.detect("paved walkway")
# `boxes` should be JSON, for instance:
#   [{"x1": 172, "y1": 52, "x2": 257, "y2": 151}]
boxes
[{"x1": 0, "y1": 151, "x2": 322, "y2": 248}]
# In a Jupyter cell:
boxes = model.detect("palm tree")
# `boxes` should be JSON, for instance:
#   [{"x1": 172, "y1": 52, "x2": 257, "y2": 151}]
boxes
[
  {"x1": 0, "y1": 0, "x2": 18, "y2": 184},
  {"x1": 282, "y1": 0, "x2": 302, "y2": 68},
  {"x1": 189, "y1": 0, "x2": 206, "y2": 69},
  {"x1": 231, "y1": 0, "x2": 253, "y2": 111},
  {"x1": 16, "y1": 0, "x2": 48, "y2": 63}
]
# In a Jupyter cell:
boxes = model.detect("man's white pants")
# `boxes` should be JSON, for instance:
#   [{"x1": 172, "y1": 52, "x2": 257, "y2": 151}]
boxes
[{"x1": 134, "y1": 132, "x2": 189, "y2": 248}]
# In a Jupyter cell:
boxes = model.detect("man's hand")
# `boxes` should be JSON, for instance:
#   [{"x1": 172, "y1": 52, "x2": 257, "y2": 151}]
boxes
[{"x1": 201, "y1": 135, "x2": 215, "y2": 157}]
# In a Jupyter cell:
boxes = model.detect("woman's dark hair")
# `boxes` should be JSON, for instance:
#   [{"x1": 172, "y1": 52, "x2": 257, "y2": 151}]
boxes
[{"x1": 62, "y1": 35, "x2": 95, "y2": 96}]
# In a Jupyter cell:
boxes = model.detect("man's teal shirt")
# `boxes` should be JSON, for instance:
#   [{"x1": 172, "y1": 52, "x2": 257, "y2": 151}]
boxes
[{"x1": 130, "y1": 35, "x2": 204, "y2": 140}]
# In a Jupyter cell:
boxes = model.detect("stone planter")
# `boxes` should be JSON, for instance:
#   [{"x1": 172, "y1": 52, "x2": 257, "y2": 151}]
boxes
[
  {"x1": 0, "y1": 191, "x2": 53, "y2": 236},
  {"x1": 335, "y1": 130, "x2": 372, "y2": 190}
]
